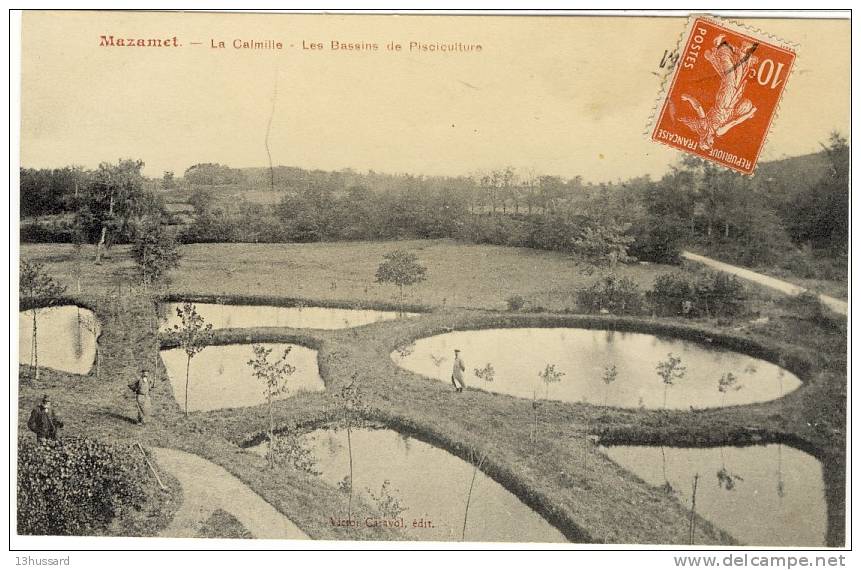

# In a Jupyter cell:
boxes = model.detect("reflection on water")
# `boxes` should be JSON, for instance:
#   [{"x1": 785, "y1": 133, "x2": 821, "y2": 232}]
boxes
[
  {"x1": 19, "y1": 306, "x2": 100, "y2": 375},
  {"x1": 159, "y1": 343, "x2": 323, "y2": 412},
  {"x1": 394, "y1": 328, "x2": 801, "y2": 409},
  {"x1": 601, "y1": 444, "x2": 826, "y2": 546},
  {"x1": 251, "y1": 428, "x2": 566, "y2": 542},
  {"x1": 159, "y1": 302, "x2": 415, "y2": 331}
]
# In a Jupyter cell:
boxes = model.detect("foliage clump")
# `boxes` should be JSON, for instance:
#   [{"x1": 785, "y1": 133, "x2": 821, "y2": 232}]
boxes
[
  {"x1": 375, "y1": 249, "x2": 427, "y2": 308},
  {"x1": 648, "y1": 271, "x2": 746, "y2": 318},
  {"x1": 18, "y1": 438, "x2": 151, "y2": 535},
  {"x1": 20, "y1": 259, "x2": 66, "y2": 309},
  {"x1": 576, "y1": 274, "x2": 644, "y2": 315},
  {"x1": 131, "y1": 219, "x2": 181, "y2": 285}
]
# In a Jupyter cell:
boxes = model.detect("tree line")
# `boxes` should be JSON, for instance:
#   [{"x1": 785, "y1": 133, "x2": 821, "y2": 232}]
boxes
[{"x1": 20, "y1": 133, "x2": 848, "y2": 273}]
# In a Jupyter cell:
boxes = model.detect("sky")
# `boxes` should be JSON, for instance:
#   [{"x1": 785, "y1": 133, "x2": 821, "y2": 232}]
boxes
[{"x1": 19, "y1": 12, "x2": 850, "y2": 182}]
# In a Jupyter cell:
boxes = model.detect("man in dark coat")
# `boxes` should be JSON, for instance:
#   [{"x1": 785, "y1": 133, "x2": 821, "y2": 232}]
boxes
[
  {"x1": 27, "y1": 394, "x2": 63, "y2": 442},
  {"x1": 128, "y1": 369, "x2": 153, "y2": 425}
]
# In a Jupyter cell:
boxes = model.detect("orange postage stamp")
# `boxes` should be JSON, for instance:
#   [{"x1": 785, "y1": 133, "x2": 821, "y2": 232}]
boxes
[{"x1": 651, "y1": 16, "x2": 796, "y2": 174}]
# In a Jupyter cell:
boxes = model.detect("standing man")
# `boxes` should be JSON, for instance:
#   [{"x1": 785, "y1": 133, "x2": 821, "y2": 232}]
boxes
[
  {"x1": 128, "y1": 369, "x2": 153, "y2": 425},
  {"x1": 451, "y1": 349, "x2": 466, "y2": 393},
  {"x1": 27, "y1": 394, "x2": 63, "y2": 442}
]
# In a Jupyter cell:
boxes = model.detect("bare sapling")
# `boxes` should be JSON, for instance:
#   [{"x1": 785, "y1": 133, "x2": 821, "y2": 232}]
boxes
[
  {"x1": 656, "y1": 353, "x2": 686, "y2": 409},
  {"x1": 689, "y1": 473, "x2": 699, "y2": 545},
  {"x1": 367, "y1": 480, "x2": 408, "y2": 520},
  {"x1": 247, "y1": 344, "x2": 296, "y2": 468},
  {"x1": 602, "y1": 364, "x2": 618, "y2": 406},
  {"x1": 165, "y1": 302, "x2": 214, "y2": 415},
  {"x1": 462, "y1": 448, "x2": 488, "y2": 541},
  {"x1": 538, "y1": 363, "x2": 565, "y2": 400},
  {"x1": 331, "y1": 373, "x2": 369, "y2": 520},
  {"x1": 474, "y1": 363, "x2": 495, "y2": 384},
  {"x1": 19, "y1": 260, "x2": 67, "y2": 382},
  {"x1": 717, "y1": 372, "x2": 743, "y2": 407}
]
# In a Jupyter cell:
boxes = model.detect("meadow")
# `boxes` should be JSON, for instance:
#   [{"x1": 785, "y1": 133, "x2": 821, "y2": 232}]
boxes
[{"x1": 21, "y1": 239, "x2": 684, "y2": 310}]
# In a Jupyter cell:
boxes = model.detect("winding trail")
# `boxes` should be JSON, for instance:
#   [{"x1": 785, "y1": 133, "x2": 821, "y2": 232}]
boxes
[
  {"x1": 681, "y1": 251, "x2": 848, "y2": 316},
  {"x1": 149, "y1": 447, "x2": 310, "y2": 540}
]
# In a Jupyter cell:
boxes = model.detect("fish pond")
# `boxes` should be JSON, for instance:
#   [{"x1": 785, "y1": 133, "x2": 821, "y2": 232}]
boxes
[
  {"x1": 160, "y1": 343, "x2": 323, "y2": 412},
  {"x1": 19, "y1": 306, "x2": 100, "y2": 375},
  {"x1": 251, "y1": 427, "x2": 567, "y2": 543},
  {"x1": 601, "y1": 443, "x2": 826, "y2": 546},
  {"x1": 393, "y1": 328, "x2": 801, "y2": 409}
]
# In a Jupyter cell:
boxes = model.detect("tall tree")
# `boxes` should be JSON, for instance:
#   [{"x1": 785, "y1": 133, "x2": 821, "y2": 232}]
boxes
[
  {"x1": 161, "y1": 171, "x2": 176, "y2": 189},
  {"x1": 75, "y1": 159, "x2": 148, "y2": 264}
]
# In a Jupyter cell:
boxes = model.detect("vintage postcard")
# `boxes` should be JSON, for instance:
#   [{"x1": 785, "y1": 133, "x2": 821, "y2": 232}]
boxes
[{"x1": 11, "y1": 9, "x2": 850, "y2": 555}]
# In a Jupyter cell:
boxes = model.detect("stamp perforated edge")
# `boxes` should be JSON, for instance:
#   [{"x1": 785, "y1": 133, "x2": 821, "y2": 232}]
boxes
[{"x1": 645, "y1": 13, "x2": 800, "y2": 175}]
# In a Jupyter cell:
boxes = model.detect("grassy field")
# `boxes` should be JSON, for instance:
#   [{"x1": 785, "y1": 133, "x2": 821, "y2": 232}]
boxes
[
  {"x1": 17, "y1": 239, "x2": 846, "y2": 545},
  {"x1": 24, "y1": 239, "x2": 690, "y2": 311}
]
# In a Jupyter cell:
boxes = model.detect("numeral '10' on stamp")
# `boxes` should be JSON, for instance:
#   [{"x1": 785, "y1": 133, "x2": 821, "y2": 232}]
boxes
[{"x1": 651, "y1": 16, "x2": 796, "y2": 175}]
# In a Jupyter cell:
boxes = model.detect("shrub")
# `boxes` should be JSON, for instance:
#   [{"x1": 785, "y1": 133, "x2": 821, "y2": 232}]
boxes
[
  {"x1": 20, "y1": 219, "x2": 77, "y2": 243},
  {"x1": 571, "y1": 223, "x2": 635, "y2": 267},
  {"x1": 576, "y1": 274, "x2": 644, "y2": 315},
  {"x1": 694, "y1": 271, "x2": 746, "y2": 317},
  {"x1": 779, "y1": 290, "x2": 841, "y2": 330},
  {"x1": 506, "y1": 295, "x2": 526, "y2": 311},
  {"x1": 648, "y1": 271, "x2": 746, "y2": 318},
  {"x1": 131, "y1": 219, "x2": 182, "y2": 284},
  {"x1": 17, "y1": 438, "x2": 151, "y2": 535},
  {"x1": 779, "y1": 245, "x2": 847, "y2": 282},
  {"x1": 648, "y1": 273, "x2": 694, "y2": 317}
]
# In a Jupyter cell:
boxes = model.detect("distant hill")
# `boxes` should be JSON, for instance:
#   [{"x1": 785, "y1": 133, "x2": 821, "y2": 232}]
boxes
[
  {"x1": 198, "y1": 150, "x2": 837, "y2": 193},
  {"x1": 754, "y1": 149, "x2": 832, "y2": 194}
]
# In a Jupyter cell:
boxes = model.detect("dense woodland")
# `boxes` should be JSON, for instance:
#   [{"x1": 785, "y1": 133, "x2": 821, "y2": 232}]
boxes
[{"x1": 20, "y1": 133, "x2": 848, "y2": 278}]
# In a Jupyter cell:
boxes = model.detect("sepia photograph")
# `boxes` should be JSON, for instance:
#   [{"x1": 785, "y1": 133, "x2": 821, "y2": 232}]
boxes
[{"x1": 10, "y1": 8, "x2": 851, "y2": 554}]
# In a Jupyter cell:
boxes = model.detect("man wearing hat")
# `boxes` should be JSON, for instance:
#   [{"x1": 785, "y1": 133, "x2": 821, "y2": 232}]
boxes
[
  {"x1": 128, "y1": 369, "x2": 154, "y2": 425},
  {"x1": 27, "y1": 394, "x2": 64, "y2": 442},
  {"x1": 451, "y1": 349, "x2": 466, "y2": 393}
]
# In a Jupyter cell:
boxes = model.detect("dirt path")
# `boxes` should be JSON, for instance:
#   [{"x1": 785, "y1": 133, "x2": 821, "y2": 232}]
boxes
[
  {"x1": 149, "y1": 447, "x2": 310, "y2": 540},
  {"x1": 681, "y1": 251, "x2": 848, "y2": 316}
]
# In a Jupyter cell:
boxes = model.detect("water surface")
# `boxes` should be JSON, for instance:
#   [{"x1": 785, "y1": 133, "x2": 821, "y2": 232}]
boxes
[
  {"x1": 601, "y1": 444, "x2": 826, "y2": 546},
  {"x1": 19, "y1": 306, "x2": 99, "y2": 375},
  {"x1": 160, "y1": 343, "x2": 323, "y2": 412},
  {"x1": 394, "y1": 328, "x2": 800, "y2": 409},
  {"x1": 160, "y1": 302, "x2": 414, "y2": 331},
  {"x1": 253, "y1": 428, "x2": 567, "y2": 542}
]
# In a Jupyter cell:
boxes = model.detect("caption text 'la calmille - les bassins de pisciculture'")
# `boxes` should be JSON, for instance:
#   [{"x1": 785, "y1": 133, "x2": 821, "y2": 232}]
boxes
[{"x1": 98, "y1": 35, "x2": 483, "y2": 53}]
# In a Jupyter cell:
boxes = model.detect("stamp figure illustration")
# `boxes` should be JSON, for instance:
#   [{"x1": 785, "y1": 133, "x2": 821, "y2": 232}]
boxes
[{"x1": 652, "y1": 17, "x2": 796, "y2": 174}]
